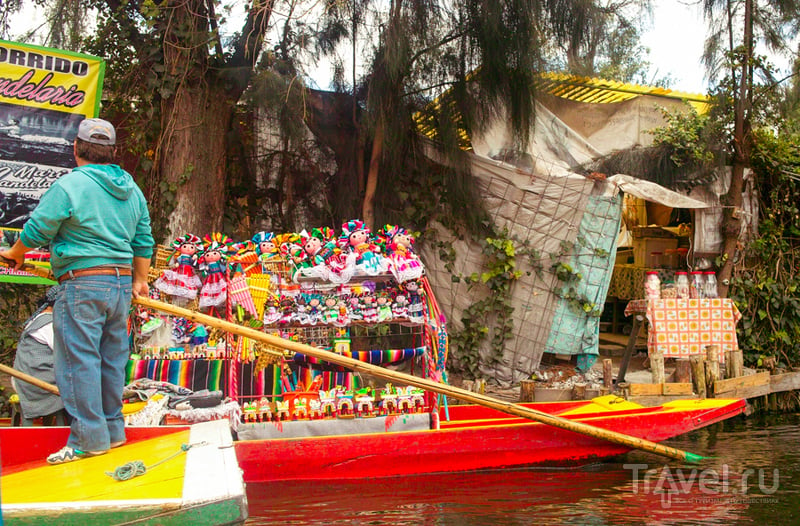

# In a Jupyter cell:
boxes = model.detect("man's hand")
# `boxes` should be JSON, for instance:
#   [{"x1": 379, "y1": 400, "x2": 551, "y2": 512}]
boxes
[
  {"x1": 132, "y1": 280, "x2": 149, "y2": 299},
  {"x1": 1, "y1": 239, "x2": 33, "y2": 269},
  {"x1": 0, "y1": 248, "x2": 25, "y2": 269}
]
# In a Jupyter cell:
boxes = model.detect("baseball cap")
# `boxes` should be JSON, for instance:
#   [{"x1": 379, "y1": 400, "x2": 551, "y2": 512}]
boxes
[{"x1": 77, "y1": 118, "x2": 116, "y2": 145}]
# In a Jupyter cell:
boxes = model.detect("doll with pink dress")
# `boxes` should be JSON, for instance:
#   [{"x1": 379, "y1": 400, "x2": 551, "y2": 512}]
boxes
[
  {"x1": 378, "y1": 224, "x2": 424, "y2": 282},
  {"x1": 155, "y1": 234, "x2": 203, "y2": 303},
  {"x1": 198, "y1": 233, "x2": 234, "y2": 310}
]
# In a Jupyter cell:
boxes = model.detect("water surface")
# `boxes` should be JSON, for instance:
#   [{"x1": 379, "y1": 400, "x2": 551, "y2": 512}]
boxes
[{"x1": 245, "y1": 412, "x2": 800, "y2": 525}]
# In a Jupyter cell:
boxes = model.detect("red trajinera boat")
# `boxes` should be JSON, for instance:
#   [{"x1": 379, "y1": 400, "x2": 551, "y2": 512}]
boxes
[{"x1": 233, "y1": 395, "x2": 746, "y2": 483}]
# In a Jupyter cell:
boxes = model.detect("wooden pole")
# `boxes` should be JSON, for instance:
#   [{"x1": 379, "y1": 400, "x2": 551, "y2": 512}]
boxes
[
  {"x1": 730, "y1": 349, "x2": 744, "y2": 378},
  {"x1": 133, "y1": 296, "x2": 708, "y2": 463},
  {"x1": 519, "y1": 380, "x2": 536, "y2": 402},
  {"x1": 725, "y1": 351, "x2": 733, "y2": 379},
  {"x1": 674, "y1": 359, "x2": 692, "y2": 384},
  {"x1": 690, "y1": 355, "x2": 706, "y2": 398},
  {"x1": 705, "y1": 346, "x2": 719, "y2": 398},
  {"x1": 0, "y1": 363, "x2": 59, "y2": 395},
  {"x1": 602, "y1": 359, "x2": 614, "y2": 389},
  {"x1": 650, "y1": 351, "x2": 665, "y2": 385}
]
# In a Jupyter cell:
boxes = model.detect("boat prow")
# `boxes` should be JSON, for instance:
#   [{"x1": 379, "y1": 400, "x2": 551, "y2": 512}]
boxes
[{"x1": 1, "y1": 419, "x2": 247, "y2": 525}]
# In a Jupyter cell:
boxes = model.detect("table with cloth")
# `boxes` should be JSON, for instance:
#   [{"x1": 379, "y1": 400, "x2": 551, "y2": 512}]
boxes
[{"x1": 624, "y1": 298, "x2": 742, "y2": 363}]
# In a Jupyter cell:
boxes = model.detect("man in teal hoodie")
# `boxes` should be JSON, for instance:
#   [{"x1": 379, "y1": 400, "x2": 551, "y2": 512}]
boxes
[{"x1": 1, "y1": 118, "x2": 154, "y2": 464}]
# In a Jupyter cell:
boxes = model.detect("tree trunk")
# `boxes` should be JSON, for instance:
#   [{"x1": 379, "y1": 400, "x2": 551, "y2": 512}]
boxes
[
  {"x1": 716, "y1": 0, "x2": 753, "y2": 298},
  {"x1": 165, "y1": 89, "x2": 232, "y2": 239},
  {"x1": 362, "y1": 122, "x2": 384, "y2": 230}
]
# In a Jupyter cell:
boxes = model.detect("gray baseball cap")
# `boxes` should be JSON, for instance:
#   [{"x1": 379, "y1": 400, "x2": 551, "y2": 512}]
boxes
[{"x1": 77, "y1": 118, "x2": 116, "y2": 145}]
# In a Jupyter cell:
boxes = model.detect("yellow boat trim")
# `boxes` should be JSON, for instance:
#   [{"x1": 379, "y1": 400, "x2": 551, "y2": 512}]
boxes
[
  {"x1": 558, "y1": 395, "x2": 644, "y2": 416},
  {"x1": 1, "y1": 430, "x2": 191, "y2": 505}
]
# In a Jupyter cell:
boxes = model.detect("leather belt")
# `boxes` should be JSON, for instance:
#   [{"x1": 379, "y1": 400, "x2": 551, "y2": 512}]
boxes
[{"x1": 58, "y1": 267, "x2": 132, "y2": 283}]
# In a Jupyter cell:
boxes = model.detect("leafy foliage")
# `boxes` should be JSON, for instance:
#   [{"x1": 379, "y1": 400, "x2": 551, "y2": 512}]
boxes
[
  {"x1": 448, "y1": 232, "x2": 523, "y2": 378},
  {"x1": 0, "y1": 285, "x2": 42, "y2": 367},
  {"x1": 730, "y1": 130, "x2": 800, "y2": 367}
]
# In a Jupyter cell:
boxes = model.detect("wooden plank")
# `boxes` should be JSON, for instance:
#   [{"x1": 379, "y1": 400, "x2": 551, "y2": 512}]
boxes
[
  {"x1": 628, "y1": 383, "x2": 662, "y2": 396},
  {"x1": 769, "y1": 371, "x2": 800, "y2": 393},
  {"x1": 715, "y1": 371, "x2": 771, "y2": 396},
  {"x1": 628, "y1": 383, "x2": 694, "y2": 396},
  {"x1": 662, "y1": 383, "x2": 694, "y2": 395}
]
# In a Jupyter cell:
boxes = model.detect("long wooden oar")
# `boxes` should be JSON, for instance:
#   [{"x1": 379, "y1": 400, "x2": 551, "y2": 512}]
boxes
[
  {"x1": 133, "y1": 296, "x2": 706, "y2": 463},
  {"x1": 0, "y1": 363, "x2": 60, "y2": 395}
]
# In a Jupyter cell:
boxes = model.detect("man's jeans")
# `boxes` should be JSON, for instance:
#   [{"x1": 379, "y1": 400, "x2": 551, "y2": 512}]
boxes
[{"x1": 53, "y1": 274, "x2": 132, "y2": 452}]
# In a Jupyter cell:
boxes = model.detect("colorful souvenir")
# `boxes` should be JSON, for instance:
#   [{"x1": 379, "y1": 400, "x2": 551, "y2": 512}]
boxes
[
  {"x1": 376, "y1": 290, "x2": 393, "y2": 322},
  {"x1": 379, "y1": 224, "x2": 424, "y2": 282},
  {"x1": 198, "y1": 233, "x2": 234, "y2": 310},
  {"x1": 252, "y1": 231, "x2": 280, "y2": 261},
  {"x1": 319, "y1": 389, "x2": 337, "y2": 417},
  {"x1": 257, "y1": 397, "x2": 273, "y2": 422},
  {"x1": 262, "y1": 295, "x2": 282, "y2": 325},
  {"x1": 154, "y1": 234, "x2": 202, "y2": 302},
  {"x1": 338, "y1": 219, "x2": 387, "y2": 276},
  {"x1": 403, "y1": 279, "x2": 425, "y2": 323}
]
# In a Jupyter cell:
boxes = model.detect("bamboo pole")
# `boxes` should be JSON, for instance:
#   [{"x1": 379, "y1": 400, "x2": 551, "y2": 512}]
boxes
[
  {"x1": 133, "y1": 296, "x2": 708, "y2": 463},
  {"x1": 0, "y1": 364, "x2": 59, "y2": 395}
]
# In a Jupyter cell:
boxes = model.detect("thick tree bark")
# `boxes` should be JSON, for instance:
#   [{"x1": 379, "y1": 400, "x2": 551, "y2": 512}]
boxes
[
  {"x1": 362, "y1": 122, "x2": 384, "y2": 230},
  {"x1": 158, "y1": 86, "x2": 233, "y2": 238},
  {"x1": 716, "y1": 0, "x2": 752, "y2": 298}
]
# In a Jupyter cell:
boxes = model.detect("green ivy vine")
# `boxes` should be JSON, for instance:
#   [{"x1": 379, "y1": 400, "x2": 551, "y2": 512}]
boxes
[{"x1": 449, "y1": 232, "x2": 524, "y2": 379}]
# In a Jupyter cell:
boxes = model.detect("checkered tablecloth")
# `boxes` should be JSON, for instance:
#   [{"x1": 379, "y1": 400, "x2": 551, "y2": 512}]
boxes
[{"x1": 629, "y1": 298, "x2": 741, "y2": 362}]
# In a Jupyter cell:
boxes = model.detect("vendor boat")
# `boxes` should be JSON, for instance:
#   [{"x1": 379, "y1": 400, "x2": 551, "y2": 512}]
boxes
[
  {"x1": 0, "y1": 419, "x2": 247, "y2": 526},
  {"x1": 234, "y1": 395, "x2": 746, "y2": 483}
]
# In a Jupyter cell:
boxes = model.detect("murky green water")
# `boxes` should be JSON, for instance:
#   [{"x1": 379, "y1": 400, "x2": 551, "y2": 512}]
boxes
[{"x1": 245, "y1": 412, "x2": 800, "y2": 525}]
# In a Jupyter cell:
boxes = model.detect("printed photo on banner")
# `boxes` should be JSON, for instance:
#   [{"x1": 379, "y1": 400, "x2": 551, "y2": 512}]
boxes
[{"x1": 0, "y1": 39, "x2": 105, "y2": 228}]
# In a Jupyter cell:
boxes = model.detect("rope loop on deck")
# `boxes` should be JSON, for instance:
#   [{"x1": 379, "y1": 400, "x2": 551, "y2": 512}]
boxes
[{"x1": 105, "y1": 441, "x2": 207, "y2": 481}]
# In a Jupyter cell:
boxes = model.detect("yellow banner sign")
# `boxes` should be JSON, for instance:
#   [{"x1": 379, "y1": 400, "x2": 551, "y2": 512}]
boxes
[{"x1": 0, "y1": 39, "x2": 105, "y2": 116}]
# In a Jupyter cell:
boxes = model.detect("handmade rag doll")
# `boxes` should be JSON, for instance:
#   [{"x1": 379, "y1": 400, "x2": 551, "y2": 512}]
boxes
[
  {"x1": 198, "y1": 233, "x2": 234, "y2": 310},
  {"x1": 338, "y1": 220, "x2": 387, "y2": 276},
  {"x1": 378, "y1": 224, "x2": 424, "y2": 282},
  {"x1": 154, "y1": 234, "x2": 203, "y2": 302},
  {"x1": 376, "y1": 290, "x2": 393, "y2": 322},
  {"x1": 291, "y1": 228, "x2": 339, "y2": 282},
  {"x1": 403, "y1": 279, "x2": 426, "y2": 323}
]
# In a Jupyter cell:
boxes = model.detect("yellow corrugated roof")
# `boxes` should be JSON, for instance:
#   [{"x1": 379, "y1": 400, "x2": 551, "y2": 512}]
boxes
[
  {"x1": 536, "y1": 72, "x2": 710, "y2": 114},
  {"x1": 416, "y1": 72, "x2": 711, "y2": 147}
]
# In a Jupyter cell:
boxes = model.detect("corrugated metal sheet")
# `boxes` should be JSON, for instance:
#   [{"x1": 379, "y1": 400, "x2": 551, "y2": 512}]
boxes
[
  {"x1": 416, "y1": 73, "x2": 710, "y2": 147},
  {"x1": 535, "y1": 72, "x2": 709, "y2": 114}
]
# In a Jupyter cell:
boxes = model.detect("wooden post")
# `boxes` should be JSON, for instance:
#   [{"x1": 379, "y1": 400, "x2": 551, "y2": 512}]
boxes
[
  {"x1": 725, "y1": 350, "x2": 733, "y2": 379},
  {"x1": 690, "y1": 355, "x2": 706, "y2": 398},
  {"x1": 730, "y1": 349, "x2": 744, "y2": 378},
  {"x1": 519, "y1": 379, "x2": 536, "y2": 402},
  {"x1": 603, "y1": 359, "x2": 614, "y2": 389},
  {"x1": 572, "y1": 383, "x2": 587, "y2": 401},
  {"x1": 705, "y1": 346, "x2": 720, "y2": 398},
  {"x1": 617, "y1": 313, "x2": 642, "y2": 383},
  {"x1": 650, "y1": 351, "x2": 665, "y2": 385},
  {"x1": 674, "y1": 359, "x2": 692, "y2": 384}
]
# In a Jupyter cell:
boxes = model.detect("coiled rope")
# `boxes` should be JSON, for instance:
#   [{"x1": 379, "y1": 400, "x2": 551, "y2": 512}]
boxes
[{"x1": 105, "y1": 442, "x2": 206, "y2": 481}]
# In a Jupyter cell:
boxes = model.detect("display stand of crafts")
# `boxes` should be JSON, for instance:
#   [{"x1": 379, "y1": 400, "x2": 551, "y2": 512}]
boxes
[{"x1": 133, "y1": 222, "x2": 447, "y2": 431}]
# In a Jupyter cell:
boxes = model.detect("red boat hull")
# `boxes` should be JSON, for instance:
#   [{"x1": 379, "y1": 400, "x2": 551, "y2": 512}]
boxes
[{"x1": 234, "y1": 397, "x2": 746, "y2": 482}]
